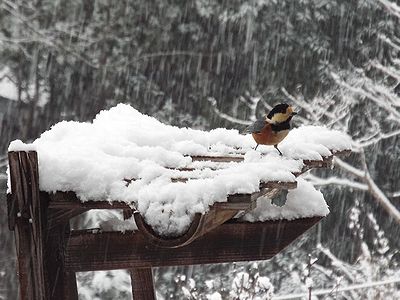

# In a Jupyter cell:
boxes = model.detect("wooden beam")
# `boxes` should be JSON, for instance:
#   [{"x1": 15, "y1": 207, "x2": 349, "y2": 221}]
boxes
[
  {"x1": 190, "y1": 155, "x2": 244, "y2": 162},
  {"x1": 46, "y1": 179, "x2": 296, "y2": 215},
  {"x1": 130, "y1": 268, "x2": 156, "y2": 300},
  {"x1": 65, "y1": 217, "x2": 322, "y2": 272},
  {"x1": 47, "y1": 192, "x2": 133, "y2": 210}
]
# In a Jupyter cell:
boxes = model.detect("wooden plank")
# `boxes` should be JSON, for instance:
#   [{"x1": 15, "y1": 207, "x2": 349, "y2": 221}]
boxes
[
  {"x1": 65, "y1": 217, "x2": 322, "y2": 272},
  {"x1": 130, "y1": 268, "x2": 156, "y2": 300},
  {"x1": 261, "y1": 181, "x2": 297, "y2": 190},
  {"x1": 46, "y1": 179, "x2": 295, "y2": 213},
  {"x1": 213, "y1": 201, "x2": 255, "y2": 210},
  {"x1": 48, "y1": 191, "x2": 133, "y2": 210},
  {"x1": 190, "y1": 155, "x2": 244, "y2": 162}
]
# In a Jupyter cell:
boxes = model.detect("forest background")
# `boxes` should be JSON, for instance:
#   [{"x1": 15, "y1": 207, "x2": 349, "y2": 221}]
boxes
[{"x1": 0, "y1": 0, "x2": 399, "y2": 299}]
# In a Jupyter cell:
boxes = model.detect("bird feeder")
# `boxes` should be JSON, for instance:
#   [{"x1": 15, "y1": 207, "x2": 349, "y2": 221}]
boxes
[{"x1": 6, "y1": 105, "x2": 352, "y2": 300}]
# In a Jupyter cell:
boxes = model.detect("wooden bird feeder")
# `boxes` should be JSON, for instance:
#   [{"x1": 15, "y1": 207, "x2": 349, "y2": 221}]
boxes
[{"x1": 6, "y1": 148, "x2": 350, "y2": 300}]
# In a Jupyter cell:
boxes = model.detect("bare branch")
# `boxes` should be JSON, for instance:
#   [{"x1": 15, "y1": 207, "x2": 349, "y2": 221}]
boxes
[
  {"x1": 377, "y1": 0, "x2": 400, "y2": 19},
  {"x1": 304, "y1": 174, "x2": 368, "y2": 191},
  {"x1": 335, "y1": 157, "x2": 400, "y2": 223},
  {"x1": 356, "y1": 129, "x2": 400, "y2": 148},
  {"x1": 207, "y1": 97, "x2": 252, "y2": 126},
  {"x1": 331, "y1": 71, "x2": 400, "y2": 121}
]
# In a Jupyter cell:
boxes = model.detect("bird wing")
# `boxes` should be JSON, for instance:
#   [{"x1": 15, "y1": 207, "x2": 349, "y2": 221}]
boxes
[{"x1": 244, "y1": 118, "x2": 266, "y2": 133}]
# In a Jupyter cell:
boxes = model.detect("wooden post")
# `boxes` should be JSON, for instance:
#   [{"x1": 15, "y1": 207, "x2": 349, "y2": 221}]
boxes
[
  {"x1": 130, "y1": 268, "x2": 156, "y2": 300},
  {"x1": 43, "y1": 219, "x2": 78, "y2": 299},
  {"x1": 8, "y1": 151, "x2": 78, "y2": 300},
  {"x1": 8, "y1": 151, "x2": 45, "y2": 299},
  {"x1": 124, "y1": 209, "x2": 156, "y2": 300}
]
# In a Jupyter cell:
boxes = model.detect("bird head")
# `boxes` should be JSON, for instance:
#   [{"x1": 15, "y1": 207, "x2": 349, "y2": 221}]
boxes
[{"x1": 266, "y1": 103, "x2": 297, "y2": 123}]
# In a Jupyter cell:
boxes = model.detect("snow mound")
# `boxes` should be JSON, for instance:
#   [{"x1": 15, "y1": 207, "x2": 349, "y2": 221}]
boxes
[
  {"x1": 8, "y1": 104, "x2": 350, "y2": 236},
  {"x1": 242, "y1": 178, "x2": 330, "y2": 222}
]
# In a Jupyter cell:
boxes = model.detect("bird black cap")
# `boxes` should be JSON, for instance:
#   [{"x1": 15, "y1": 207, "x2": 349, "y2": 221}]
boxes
[{"x1": 267, "y1": 103, "x2": 289, "y2": 119}]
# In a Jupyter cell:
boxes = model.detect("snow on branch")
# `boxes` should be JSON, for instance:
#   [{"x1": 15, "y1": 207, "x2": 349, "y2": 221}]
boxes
[
  {"x1": 273, "y1": 277, "x2": 400, "y2": 300},
  {"x1": 370, "y1": 60, "x2": 400, "y2": 83},
  {"x1": 304, "y1": 173, "x2": 368, "y2": 191},
  {"x1": 331, "y1": 71, "x2": 400, "y2": 121},
  {"x1": 379, "y1": 34, "x2": 400, "y2": 53},
  {"x1": 207, "y1": 97, "x2": 252, "y2": 125},
  {"x1": 356, "y1": 128, "x2": 400, "y2": 148},
  {"x1": 317, "y1": 244, "x2": 357, "y2": 283},
  {"x1": 378, "y1": 0, "x2": 400, "y2": 19},
  {"x1": 335, "y1": 157, "x2": 400, "y2": 223}
]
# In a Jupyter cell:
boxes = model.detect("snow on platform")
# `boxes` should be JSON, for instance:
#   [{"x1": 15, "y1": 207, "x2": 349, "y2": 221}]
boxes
[{"x1": 8, "y1": 104, "x2": 351, "y2": 236}]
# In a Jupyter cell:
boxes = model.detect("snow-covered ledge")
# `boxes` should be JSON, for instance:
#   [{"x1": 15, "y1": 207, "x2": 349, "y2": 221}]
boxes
[{"x1": 8, "y1": 104, "x2": 351, "y2": 240}]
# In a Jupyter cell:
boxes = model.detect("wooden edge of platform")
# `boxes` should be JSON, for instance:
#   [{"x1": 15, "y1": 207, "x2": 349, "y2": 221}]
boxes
[{"x1": 65, "y1": 216, "x2": 323, "y2": 271}]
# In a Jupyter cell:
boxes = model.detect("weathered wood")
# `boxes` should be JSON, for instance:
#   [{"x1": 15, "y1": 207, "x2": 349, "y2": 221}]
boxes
[
  {"x1": 213, "y1": 201, "x2": 256, "y2": 210},
  {"x1": 65, "y1": 217, "x2": 322, "y2": 272},
  {"x1": 8, "y1": 151, "x2": 45, "y2": 300},
  {"x1": 48, "y1": 191, "x2": 133, "y2": 210},
  {"x1": 47, "y1": 208, "x2": 88, "y2": 229},
  {"x1": 122, "y1": 212, "x2": 157, "y2": 300},
  {"x1": 7, "y1": 192, "x2": 16, "y2": 230},
  {"x1": 8, "y1": 151, "x2": 78, "y2": 300},
  {"x1": 47, "y1": 178, "x2": 299, "y2": 248},
  {"x1": 7, "y1": 147, "x2": 350, "y2": 300},
  {"x1": 134, "y1": 212, "x2": 203, "y2": 248},
  {"x1": 130, "y1": 268, "x2": 156, "y2": 300},
  {"x1": 261, "y1": 181, "x2": 297, "y2": 190},
  {"x1": 190, "y1": 155, "x2": 244, "y2": 162},
  {"x1": 43, "y1": 220, "x2": 78, "y2": 300}
]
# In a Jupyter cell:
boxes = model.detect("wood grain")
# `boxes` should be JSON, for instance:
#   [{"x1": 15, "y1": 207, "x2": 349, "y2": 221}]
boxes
[
  {"x1": 130, "y1": 268, "x2": 156, "y2": 300},
  {"x1": 65, "y1": 217, "x2": 322, "y2": 272}
]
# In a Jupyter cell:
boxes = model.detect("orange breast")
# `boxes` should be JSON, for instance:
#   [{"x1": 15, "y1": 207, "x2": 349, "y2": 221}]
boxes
[{"x1": 252, "y1": 124, "x2": 289, "y2": 145}]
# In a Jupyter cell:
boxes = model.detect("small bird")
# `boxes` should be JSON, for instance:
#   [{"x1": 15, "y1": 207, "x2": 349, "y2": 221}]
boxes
[{"x1": 246, "y1": 103, "x2": 297, "y2": 155}]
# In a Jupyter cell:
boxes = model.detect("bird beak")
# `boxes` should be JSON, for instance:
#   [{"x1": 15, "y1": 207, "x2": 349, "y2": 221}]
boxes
[{"x1": 291, "y1": 111, "x2": 298, "y2": 116}]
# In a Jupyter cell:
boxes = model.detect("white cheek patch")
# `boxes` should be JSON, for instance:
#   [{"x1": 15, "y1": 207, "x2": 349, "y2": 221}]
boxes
[{"x1": 271, "y1": 113, "x2": 289, "y2": 123}]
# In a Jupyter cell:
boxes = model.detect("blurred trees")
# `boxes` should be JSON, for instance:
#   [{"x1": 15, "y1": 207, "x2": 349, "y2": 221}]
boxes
[{"x1": 1, "y1": 0, "x2": 399, "y2": 298}]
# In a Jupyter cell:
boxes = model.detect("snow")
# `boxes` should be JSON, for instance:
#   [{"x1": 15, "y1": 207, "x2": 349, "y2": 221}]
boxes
[
  {"x1": 0, "y1": 68, "x2": 18, "y2": 100},
  {"x1": 0, "y1": 67, "x2": 50, "y2": 105},
  {"x1": 77, "y1": 270, "x2": 132, "y2": 300},
  {"x1": 8, "y1": 139, "x2": 37, "y2": 152},
  {"x1": 8, "y1": 104, "x2": 349, "y2": 236},
  {"x1": 242, "y1": 179, "x2": 330, "y2": 222}
]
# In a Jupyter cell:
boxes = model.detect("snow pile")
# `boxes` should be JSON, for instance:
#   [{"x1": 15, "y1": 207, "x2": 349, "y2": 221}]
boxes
[
  {"x1": 242, "y1": 179, "x2": 329, "y2": 222},
  {"x1": 280, "y1": 126, "x2": 352, "y2": 160},
  {"x1": 8, "y1": 104, "x2": 350, "y2": 235}
]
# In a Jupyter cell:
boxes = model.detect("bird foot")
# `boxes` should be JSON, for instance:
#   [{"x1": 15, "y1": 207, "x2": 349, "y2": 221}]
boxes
[{"x1": 274, "y1": 145, "x2": 283, "y2": 156}]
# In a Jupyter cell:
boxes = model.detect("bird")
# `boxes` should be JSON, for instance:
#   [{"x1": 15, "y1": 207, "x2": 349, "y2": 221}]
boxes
[{"x1": 245, "y1": 103, "x2": 297, "y2": 155}]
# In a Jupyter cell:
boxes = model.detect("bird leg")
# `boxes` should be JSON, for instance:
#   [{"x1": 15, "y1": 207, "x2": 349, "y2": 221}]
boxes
[
  {"x1": 254, "y1": 144, "x2": 259, "y2": 150},
  {"x1": 274, "y1": 144, "x2": 283, "y2": 156}
]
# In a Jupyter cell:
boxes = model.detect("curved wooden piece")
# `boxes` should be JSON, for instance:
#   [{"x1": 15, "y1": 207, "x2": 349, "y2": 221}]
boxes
[{"x1": 134, "y1": 207, "x2": 238, "y2": 248}]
